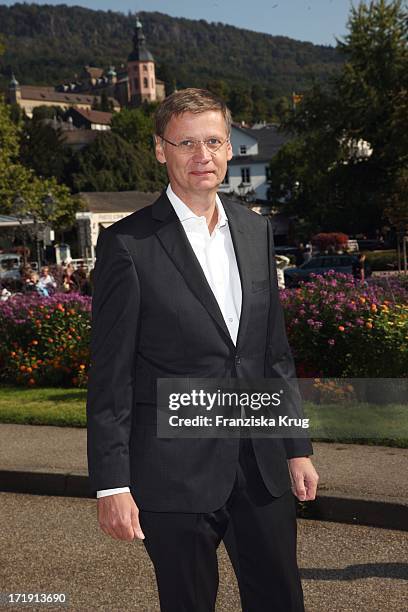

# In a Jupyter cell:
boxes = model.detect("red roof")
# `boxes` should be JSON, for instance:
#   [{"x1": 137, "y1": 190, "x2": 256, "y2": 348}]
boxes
[{"x1": 71, "y1": 107, "x2": 113, "y2": 125}]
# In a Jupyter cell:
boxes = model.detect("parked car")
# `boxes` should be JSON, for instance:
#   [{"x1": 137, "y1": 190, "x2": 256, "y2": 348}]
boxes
[
  {"x1": 0, "y1": 253, "x2": 23, "y2": 281},
  {"x1": 284, "y1": 254, "x2": 364, "y2": 287},
  {"x1": 356, "y1": 239, "x2": 390, "y2": 251}
]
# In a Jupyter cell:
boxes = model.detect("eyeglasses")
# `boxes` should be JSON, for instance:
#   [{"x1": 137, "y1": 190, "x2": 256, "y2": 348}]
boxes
[{"x1": 160, "y1": 136, "x2": 229, "y2": 155}]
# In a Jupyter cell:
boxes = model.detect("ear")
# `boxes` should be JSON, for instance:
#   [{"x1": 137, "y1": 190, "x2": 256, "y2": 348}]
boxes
[
  {"x1": 226, "y1": 140, "x2": 233, "y2": 161},
  {"x1": 155, "y1": 136, "x2": 166, "y2": 165}
]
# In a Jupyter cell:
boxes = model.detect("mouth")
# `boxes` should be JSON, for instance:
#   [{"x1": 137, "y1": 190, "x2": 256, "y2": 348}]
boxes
[{"x1": 189, "y1": 170, "x2": 215, "y2": 176}]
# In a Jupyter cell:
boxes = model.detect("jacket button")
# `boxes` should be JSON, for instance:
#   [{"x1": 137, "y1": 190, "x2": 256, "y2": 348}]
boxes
[{"x1": 235, "y1": 356, "x2": 241, "y2": 366}]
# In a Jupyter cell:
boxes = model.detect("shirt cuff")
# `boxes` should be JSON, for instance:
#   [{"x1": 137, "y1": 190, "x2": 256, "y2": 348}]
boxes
[{"x1": 96, "y1": 487, "x2": 130, "y2": 498}]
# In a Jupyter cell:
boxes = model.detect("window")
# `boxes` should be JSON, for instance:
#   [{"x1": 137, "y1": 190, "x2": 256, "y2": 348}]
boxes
[
  {"x1": 221, "y1": 168, "x2": 229, "y2": 185},
  {"x1": 241, "y1": 167, "x2": 250, "y2": 184},
  {"x1": 265, "y1": 165, "x2": 272, "y2": 181},
  {"x1": 143, "y1": 77, "x2": 148, "y2": 88},
  {"x1": 143, "y1": 65, "x2": 148, "y2": 72},
  {"x1": 240, "y1": 145, "x2": 247, "y2": 155}
]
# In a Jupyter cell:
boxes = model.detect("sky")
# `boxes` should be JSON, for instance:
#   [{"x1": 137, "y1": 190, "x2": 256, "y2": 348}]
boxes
[{"x1": 1, "y1": 0, "x2": 355, "y2": 46}]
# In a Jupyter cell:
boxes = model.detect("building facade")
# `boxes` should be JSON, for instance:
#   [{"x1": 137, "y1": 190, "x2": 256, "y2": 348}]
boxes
[
  {"x1": 219, "y1": 123, "x2": 290, "y2": 205},
  {"x1": 76, "y1": 191, "x2": 160, "y2": 260},
  {"x1": 7, "y1": 77, "x2": 120, "y2": 119}
]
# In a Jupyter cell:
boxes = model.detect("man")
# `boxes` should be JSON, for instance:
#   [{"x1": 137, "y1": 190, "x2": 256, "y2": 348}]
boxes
[{"x1": 87, "y1": 88, "x2": 318, "y2": 612}]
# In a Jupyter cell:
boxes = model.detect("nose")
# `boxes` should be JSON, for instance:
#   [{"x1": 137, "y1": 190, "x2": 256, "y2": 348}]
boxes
[{"x1": 192, "y1": 141, "x2": 212, "y2": 162}]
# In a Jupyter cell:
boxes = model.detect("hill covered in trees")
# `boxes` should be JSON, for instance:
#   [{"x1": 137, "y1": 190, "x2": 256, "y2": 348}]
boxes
[{"x1": 0, "y1": 3, "x2": 343, "y2": 104}]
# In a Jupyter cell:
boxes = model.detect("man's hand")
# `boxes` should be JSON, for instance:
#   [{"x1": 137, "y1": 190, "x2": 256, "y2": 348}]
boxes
[
  {"x1": 97, "y1": 492, "x2": 145, "y2": 541},
  {"x1": 288, "y1": 457, "x2": 319, "y2": 501}
]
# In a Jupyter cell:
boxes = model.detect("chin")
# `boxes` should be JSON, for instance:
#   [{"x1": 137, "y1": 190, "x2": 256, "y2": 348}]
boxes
[{"x1": 190, "y1": 175, "x2": 219, "y2": 187}]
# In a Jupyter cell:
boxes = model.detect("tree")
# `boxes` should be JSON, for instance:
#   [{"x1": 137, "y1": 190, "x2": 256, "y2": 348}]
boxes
[
  {"x1": 206, "y1": 79, "x2": 230, "y2": 103},
  {"x1": 228, "y1": 87, "x2": 254, "y2": 122},
  {"x1": 111, "y1": 106, "x2": 155, "y2": 149},
  {"x1": 0, "y1": 97, "x2": 80, "y2": 229},
  {"x1": 20, "y1": 116, "x2": 72, "y2": 182},
  {"x1": 71, "y1": 131, "x2": 166, "y2": 193},
  {"x1": 269, "y1": 0, "x2": 408, "y2": 235},
  {"x1": 92, "y1": 90, "x2": 113, "y2": 112}
]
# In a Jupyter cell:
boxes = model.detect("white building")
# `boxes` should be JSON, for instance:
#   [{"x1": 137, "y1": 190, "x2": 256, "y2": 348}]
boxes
[
  {"x1": 75, "y1": 191, "x2": 160, "y2": 260},
  {"x1": 219, "y1": 123, "x2": 290, "y2": 205}
]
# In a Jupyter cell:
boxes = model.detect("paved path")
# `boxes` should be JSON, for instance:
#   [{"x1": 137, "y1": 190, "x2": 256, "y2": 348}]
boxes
[
  {"x1": 0, "y1": 424, "x2": 407, "y2": 530},
  {"x1": 0, "y1": 493, "x2": 407, "y2": 612}
]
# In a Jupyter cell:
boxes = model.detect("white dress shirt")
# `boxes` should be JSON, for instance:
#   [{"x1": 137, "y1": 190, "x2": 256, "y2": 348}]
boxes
[{"x1": 97, "y1": 185, "x2": 242, "y2": 499}]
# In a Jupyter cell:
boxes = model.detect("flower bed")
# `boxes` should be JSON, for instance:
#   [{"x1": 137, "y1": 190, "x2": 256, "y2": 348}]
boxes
[
  {"x1": 280, "y1": 272, "x2": 408, "y2": 378},
  {"x1": 1, "y1": 273, "x2": 407, "y2": 387},
  {"x1": 0, "y1": 293, "x2": 91, "y2": 387}
]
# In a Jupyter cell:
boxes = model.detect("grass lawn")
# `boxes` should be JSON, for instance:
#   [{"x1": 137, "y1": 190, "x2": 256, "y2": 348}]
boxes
[
  {"x1": 0, "y1": 386, "x2": 406, "y2": 447},
  {"x1": 305, "y1": 402, "x2": 408, "y2": 448},
  {"x1": 0, "y1": 385, "x2": 86, "y2": 427}
]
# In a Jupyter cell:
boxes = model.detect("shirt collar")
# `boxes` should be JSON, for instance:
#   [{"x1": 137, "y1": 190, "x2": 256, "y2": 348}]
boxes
[{"x1": 166, "y1": 184, "x2": 227, "y2": 229}]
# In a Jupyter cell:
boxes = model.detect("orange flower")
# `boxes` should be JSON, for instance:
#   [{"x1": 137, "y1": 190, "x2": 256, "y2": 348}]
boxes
[
  {"x1": 31, "y1": 340, "x2": 38, "y2": 345},
  {"x1": 10, "y1": 351, "x2": 16, "y2": 357},
  {"x1": 26, "y1": 366, "x2": 32, "y2": 373},
  {"x1": 370, "y1": 304, "x2": 377, "y2": 312},
  {"x1": 69, "y1": 309, "x2": 76, "y2": 315},
  {"x1": 48, "y1": 338, "x2": 54, "y2": 343},
  {"x1": 79, "y1": 364, "x2": 86, "y2": 370},
  {"x1": 359, "y1": 297, "x2": 366, "y2": 304},
  {"x1": 366, "y1": 322, "x2": 373, "y2": 329},
  {"x1": 28, "y1": 378, "x2": 36, "y2": 385},
  {"x1": 20, "y1": 365, "x2": 26, "y2": 372},
  {"x1": 338, "y1": 326, "x2": 345, "y2": 332}
]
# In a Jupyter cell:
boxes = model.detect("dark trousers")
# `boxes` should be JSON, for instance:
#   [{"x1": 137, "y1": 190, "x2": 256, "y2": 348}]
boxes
[{"x1": 139, "y1": 439, "x2": 305, "y2": 612}]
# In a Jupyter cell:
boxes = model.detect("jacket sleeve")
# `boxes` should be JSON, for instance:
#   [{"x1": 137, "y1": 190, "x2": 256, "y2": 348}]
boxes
[
  {"x1": 86, "y1": 229, "x2": 140, "y2": 493},
  {"x1": 265, "y1": 220, "x2": 313, "y2": 459}
]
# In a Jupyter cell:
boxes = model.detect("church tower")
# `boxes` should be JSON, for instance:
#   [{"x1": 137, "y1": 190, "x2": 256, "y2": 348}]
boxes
[
  {"x1": 8, "y1": 73, "x2": 21, "y2": 105},
  {"x1": 127, "y1": 17, "x2": 156, "y2": 105}
]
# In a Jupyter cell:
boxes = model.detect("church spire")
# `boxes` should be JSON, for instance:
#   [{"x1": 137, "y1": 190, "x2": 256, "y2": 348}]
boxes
[{"x1": 128, "y1": 16, "x2": 154, "y2": 62}]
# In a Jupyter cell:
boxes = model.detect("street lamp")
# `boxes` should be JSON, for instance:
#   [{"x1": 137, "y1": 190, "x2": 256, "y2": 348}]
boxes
[
  {"x1": 13, "y1": 194, "x2": 28, "y2": 266},
  {"x1": 42, "y1": 192, "x2": 56, "y2": 265},
  {"x1": 237, "y1": 181, "x2": 248, "y2": 201}
]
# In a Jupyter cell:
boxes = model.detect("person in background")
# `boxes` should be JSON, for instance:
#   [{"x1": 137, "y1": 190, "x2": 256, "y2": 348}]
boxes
[
  {"x1": 353, "y1": 253, "x2": 367, "y2": 282},
  {"x1": 38, "y1": 266, "x2": 57, "y2": 296}
]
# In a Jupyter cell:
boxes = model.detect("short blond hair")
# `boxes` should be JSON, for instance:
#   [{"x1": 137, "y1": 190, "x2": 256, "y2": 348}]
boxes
[{"x1": 154, "y1": 88, "x2": 232, "y2": 137}]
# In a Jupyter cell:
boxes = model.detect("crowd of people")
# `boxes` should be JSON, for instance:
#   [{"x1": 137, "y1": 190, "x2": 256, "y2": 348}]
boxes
[{"x1": 1, "y1": 262, "x2": 93, "y2": 300}]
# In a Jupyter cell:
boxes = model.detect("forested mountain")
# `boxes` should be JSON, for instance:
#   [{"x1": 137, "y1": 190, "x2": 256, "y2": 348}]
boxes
[{"x1": 0, "y1": 3, "x2": 343, "y2": 98}]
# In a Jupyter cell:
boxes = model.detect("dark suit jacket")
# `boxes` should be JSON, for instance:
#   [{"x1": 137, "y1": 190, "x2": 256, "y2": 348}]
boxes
[{"x1": 86, "y1": 192, "x2": 312, "y2": 512}]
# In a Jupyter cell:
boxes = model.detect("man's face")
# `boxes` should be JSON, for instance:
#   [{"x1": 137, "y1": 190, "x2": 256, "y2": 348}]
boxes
[{"x1": 155, "y1": 111, "x2": 232, "y2": 199}]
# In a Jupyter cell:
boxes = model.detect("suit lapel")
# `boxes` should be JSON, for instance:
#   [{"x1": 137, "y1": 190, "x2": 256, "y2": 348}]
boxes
[{"x1": 152, "y1": 193, "x2": 234, "y2": 347}]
